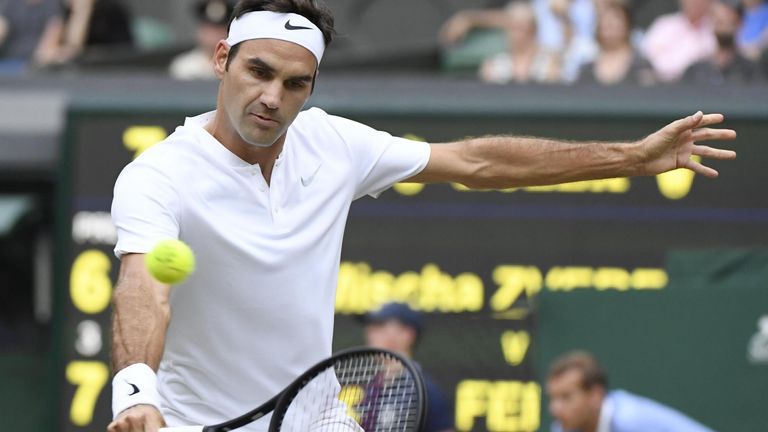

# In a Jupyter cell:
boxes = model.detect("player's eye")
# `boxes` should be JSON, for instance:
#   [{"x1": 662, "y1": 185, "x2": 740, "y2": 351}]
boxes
[
  {"x1": 286, "y1": 80, "x2": 307, "y2": 90},
  {"x1": 251, "y1": 68, "x2": 269, "y2": 78}
]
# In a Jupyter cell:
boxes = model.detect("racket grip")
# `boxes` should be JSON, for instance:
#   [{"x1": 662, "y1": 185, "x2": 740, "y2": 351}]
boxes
[{"x1": 158, "y1": 427, "x2": 204, "y2": 432}]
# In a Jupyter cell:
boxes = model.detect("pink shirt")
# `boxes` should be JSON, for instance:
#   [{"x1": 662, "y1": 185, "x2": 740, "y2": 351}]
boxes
[{"x1": 642, "y1": 12, "x2": 717, "y2": 82}]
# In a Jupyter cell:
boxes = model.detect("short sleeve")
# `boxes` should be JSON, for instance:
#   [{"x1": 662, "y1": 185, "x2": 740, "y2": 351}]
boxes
[
  {"x1": 111, "y1": 160, "x2": 181, "y2": 258},
  {"x1": 325, "y1": 114, "x2": 430, "y2": 200}
]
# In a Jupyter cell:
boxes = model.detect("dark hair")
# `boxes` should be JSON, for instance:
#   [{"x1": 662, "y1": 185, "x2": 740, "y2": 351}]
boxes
[
  {"x1": 548, "y1": 351, "x2": 609, "y2": 391},
  {"x1": 225, "y1": 0, "x2": 335, "y2": 69}
]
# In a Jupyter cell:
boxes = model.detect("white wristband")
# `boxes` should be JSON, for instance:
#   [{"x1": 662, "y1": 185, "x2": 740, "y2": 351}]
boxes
[{"x1": 112, "y1": 363, "x2": 162, "y2": 419}]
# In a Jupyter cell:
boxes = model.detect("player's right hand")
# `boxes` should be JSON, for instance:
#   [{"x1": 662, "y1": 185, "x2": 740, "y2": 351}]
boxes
[{"x1": 107, "y1": 404, "x2": 166, "y2": 432}]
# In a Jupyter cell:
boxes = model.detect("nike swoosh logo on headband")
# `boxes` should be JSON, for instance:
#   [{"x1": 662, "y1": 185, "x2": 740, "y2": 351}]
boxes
[{"x1": 285, "y1": 20, "x2": 312, "y2": 30}]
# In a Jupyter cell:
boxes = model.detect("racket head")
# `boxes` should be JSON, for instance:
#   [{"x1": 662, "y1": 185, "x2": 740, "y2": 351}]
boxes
[{"x1": 269, "y1": 347, "x2": 427, "y2": 432}]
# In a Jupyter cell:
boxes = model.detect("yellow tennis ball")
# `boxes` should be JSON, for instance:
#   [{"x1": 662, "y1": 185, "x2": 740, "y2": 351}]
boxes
[{"x1": 145, "y1": 239, "x2": 195, "y2": 284}]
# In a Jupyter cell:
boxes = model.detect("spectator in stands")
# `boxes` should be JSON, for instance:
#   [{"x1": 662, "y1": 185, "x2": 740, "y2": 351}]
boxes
[
  {"x1": 34, "y1": 0, "x2": 133, "y2": 67},
  {"x1": 642, "y1": 0, "x2": 717, "y2": 83},
  {"x1": 547, "y1": 350, "x2": 715, "y2": 432},
  {"x1": 439, "y1": 0, "x2": 591, "y2": 83},
  {"x1": 0, "y1": 0, "x2": 61, "y2": 74},
  {"x1": 170, "y1": 0, "x2": 233, "y2": 80},
  {"x1": 684, "y1": 1, "x2": 764, "y2": 84},
  {"x1": 476, "y1": 1, "x2": 560, "y2": 84},
  {"x1": 577, "y1": 0, "x2": 655, "y2": 85},
  {"x1": 537, "y1": 0, "x2": 598, "y2": 82},
  {"x1": 364, "y1": 302, "x2": 454, "y2": 432},
  {"x1": 738, "y1": 0, "x2": 768, "y2": 58}
]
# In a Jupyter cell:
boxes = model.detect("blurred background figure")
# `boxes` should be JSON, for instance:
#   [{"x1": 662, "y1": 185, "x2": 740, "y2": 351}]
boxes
[
  {"x1": 479, "y1": 1, "x2": 561, "y2": 84},
  {"x1": 577, "y1": 0, "x2": 655, "y2": 85},
  {"x1": 642, "y1": 0, "x2": 717, "y2": 82},
  {"x1": 439, "y1": 0, "x2": 594, "y2": 83},
  {"x1": 34, "y1": 0, "x2": 133, "y2": 68},
  {"x1": 0, "y1": 0, "x2": 61, "y2": 74},
  {"x1": 364, "y1": 302, "x2": 454, "y2": 432},
  {"x1": 683, "y1": 0, "x2": 764, "y2": 84},
  {"x1": 737, "y1": 0, "x2": 768, "y2": 58},
  {"x1": 547, "y1": 351, "x2": 715, "y2": 432},
  {"x1": 169, "y1": 0, "x2": 233, "y2": 80},
  {"x1": 536, "y1": 0, "x2": 598, "y2": 82},
  {"x1": 478, "y1": 1, "x2": 560, "y2": 84}
]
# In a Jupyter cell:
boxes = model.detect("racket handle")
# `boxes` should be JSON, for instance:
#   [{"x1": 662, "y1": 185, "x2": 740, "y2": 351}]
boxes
[{"x1": 158, "y1": 427, "x2": 204, "y2": 432}]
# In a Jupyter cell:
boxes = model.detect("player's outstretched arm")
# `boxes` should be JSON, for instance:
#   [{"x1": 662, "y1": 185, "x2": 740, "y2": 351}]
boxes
[
  {"x1": 408, "y1": 111, "x2": 736, "y2": 189},
  {"x1": 107, "y1": 253, "x2": 171, "y2": 432}
]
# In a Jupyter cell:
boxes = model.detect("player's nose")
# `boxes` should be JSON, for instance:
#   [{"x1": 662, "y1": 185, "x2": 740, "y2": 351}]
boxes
[{"x1": 260, "y1": 81, "x2": 282, "y2": 110}]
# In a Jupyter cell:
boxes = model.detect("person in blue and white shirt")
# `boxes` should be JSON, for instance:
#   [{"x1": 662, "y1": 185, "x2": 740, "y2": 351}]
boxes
[{"x1": 547, "y1": 351, "x2": 714, "y2": 432}]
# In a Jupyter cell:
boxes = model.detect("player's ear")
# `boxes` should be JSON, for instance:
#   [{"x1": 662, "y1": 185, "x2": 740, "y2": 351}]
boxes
[{"x1": 213, "y1": 41, "x2": 230, "y2": 79}]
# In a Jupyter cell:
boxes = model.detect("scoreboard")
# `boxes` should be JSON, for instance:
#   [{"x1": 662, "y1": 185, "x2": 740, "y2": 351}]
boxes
[{"x1": 56, "y1": 98, "x2": 768, "y2": 431}]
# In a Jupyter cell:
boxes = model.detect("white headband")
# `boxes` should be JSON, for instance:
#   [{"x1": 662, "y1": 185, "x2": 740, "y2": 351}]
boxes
[{"x1": 226, "y1": 11, "x2": 325, "y2": 65}]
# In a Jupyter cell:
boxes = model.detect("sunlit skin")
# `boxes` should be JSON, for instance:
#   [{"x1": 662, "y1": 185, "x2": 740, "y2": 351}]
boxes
[
  {"x1": 206, "y1": 38, "x2": 317, "y2": 182},
  {"x1": 547, "y1": 370, "x2": 605, "y2": 432}
]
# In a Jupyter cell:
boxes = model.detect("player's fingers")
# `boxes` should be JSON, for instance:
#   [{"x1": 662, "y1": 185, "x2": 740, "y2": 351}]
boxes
[
  {"x1": 666, "y1": 111, "x2": 704, "y2": 135},
  {"x1": 696, "y1": 113, "x2": 726, "y2": 127},
  {"x1": 691, "y1": 127, "x2": 737, "y2": 142},
  {"x1": 684, "y1": 159, "x2": 719, "y2": 178},
  {"x1": 692, "y1": 145, "x2": 737, "y2": 160},
  {"x1": 107, "y1": 419, "x2": 132, "y2": 432}
]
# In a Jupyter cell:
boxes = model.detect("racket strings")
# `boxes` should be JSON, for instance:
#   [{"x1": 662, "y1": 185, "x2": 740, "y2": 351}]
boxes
[{"x1": 276, "y1": 353, "x2": 422, "y2": 431}]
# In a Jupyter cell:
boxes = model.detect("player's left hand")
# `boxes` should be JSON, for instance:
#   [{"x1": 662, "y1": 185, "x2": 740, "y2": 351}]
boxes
[{"x1": 638, "y1": 111, "x2": 737, "y2": 178}]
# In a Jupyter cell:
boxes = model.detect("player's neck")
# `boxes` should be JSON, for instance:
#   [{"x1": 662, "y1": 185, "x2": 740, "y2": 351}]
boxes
[{"x1": 204, "y1": 114, "x2": 285, "y2": 184}]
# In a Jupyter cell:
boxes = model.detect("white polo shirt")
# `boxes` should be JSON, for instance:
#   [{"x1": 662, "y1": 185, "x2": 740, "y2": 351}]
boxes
[{"x1": 111, "y1": 107, "x2": 430, "y2": 430}]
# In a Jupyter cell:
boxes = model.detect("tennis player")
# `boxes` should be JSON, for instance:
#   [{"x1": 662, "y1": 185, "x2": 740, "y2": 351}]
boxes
[{"x1": 107, "y1": 0, "x2": 737, "y2": 431}]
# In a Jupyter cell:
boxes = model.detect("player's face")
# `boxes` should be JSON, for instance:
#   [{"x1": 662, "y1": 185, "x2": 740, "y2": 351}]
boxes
[
  {"x1": 547, "y1": 370, "x2": 602, "y2": 431},
  {"x1": 216, "y1": 39, "x2": 316, "y2": 148}
]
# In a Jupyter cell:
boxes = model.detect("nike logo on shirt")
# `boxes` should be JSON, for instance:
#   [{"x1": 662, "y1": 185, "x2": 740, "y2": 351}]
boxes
[
  {"x1": 301, "y1": 163, "x2": 322, "y2": 187},
  {"x1": 285, "y1": 20, "x2": 312, "y2": 30}
]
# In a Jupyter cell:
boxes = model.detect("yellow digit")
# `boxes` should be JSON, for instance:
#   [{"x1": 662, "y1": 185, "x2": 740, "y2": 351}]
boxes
[
  {"x1": 66, "y1": 361, "x2": 109, "y2": 426},
  {"x1": 70, "y1": 250, "x2": 113, "y2": 314},
  {"x1": 338, "y1": 385, "x2": 364, "y2": 423},
  {"x1": 123, "y1": 126, "x2": 167, "y2": 159}
]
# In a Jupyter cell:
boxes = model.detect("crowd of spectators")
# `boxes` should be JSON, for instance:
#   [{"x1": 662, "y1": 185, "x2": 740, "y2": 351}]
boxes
[
  {"x1": 440, "y1": 0, "x2": 767, "y2": 85},
  {"x1": 1, "y1": 0, "x2": 766, "y2": 84}
]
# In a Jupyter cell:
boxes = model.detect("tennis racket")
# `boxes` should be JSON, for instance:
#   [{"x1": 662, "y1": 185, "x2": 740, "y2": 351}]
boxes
[{"x1": 159, "y1": 347, "x2": 427, "y2": 432}]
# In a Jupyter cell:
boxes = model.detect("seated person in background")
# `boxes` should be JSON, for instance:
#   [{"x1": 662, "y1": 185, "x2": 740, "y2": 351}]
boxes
[
  {"x1": 170, "y1": 0, "x2": 233, "y2": 80},
  {"x1": 540, "y1": 0, "x2": 598, "y2": 82},
  {"x1": 364, "y1": 302, "x2": 454, "y2": 432},
  {"x1": 547, "y1": 351, "x2": 715, "y2": 432},
  {"x1": 684, "y1": 0, "x2": 764, "y2": 84},
  {"x1": 0, "y1": 0, "x2": 61, "y2": 73},
  {"x1": 439, "y1": 0, "x2": 584, "y2": 83},
  {"x1": 577, "y1": 0, "x2": 655, "y2": 85},
  {"x1": 642, "y1": 0, "x2": 717, "y2": 82},
  {"x1": 477, "y1": 1, "x2": 561, "y2": 84},
  {"x1": 738, "y1": 0, "x2": 768, "y2": 59},
  {"x1": 34, "y1": 0, "x2": 133, "y2": 67}
]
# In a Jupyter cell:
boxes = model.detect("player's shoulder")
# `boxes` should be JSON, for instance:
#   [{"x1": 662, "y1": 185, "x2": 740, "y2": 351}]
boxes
[
  {"x1": 293, "y1": 107, "x2": 366, "y2": 136},
  {"x1": 118, "y1": 127, "x2": 200, "y2": 181}
]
